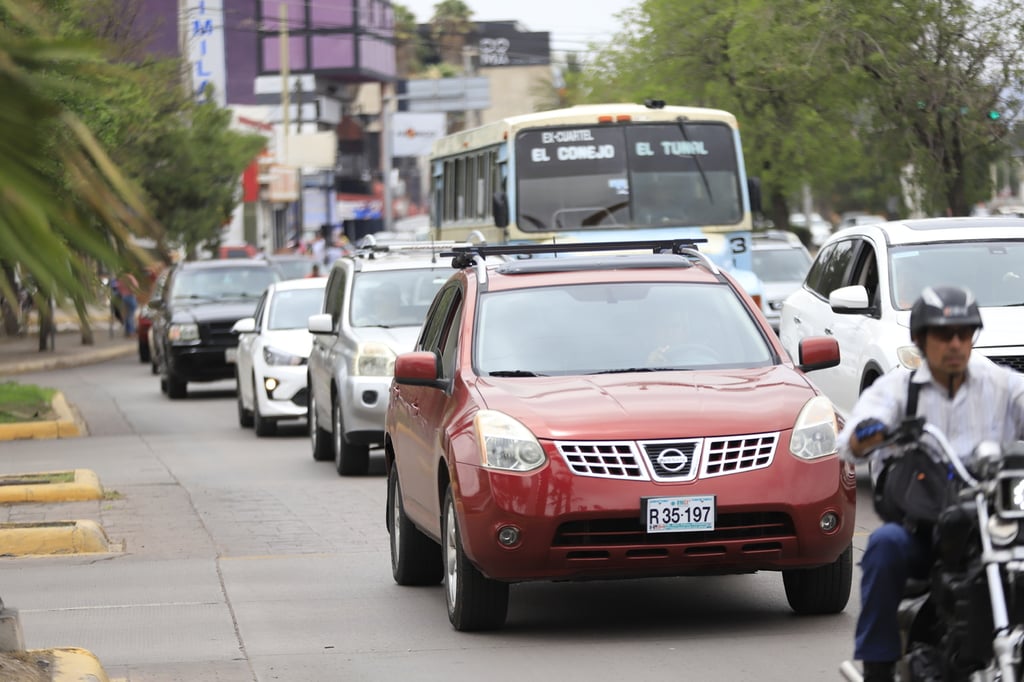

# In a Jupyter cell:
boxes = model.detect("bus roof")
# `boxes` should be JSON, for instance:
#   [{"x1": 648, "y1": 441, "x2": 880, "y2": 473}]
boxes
[{"x1": 430, "y1": 103, "x2": 739, "y2": 159}]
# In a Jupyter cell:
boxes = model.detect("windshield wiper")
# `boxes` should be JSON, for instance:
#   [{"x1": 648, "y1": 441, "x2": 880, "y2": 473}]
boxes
[
  {"x1": 676, "y1": 117, "x2": 713, "y2": 204},
  {"x1": 488, "y1": 370, "x2": 544, "y2": 377}
]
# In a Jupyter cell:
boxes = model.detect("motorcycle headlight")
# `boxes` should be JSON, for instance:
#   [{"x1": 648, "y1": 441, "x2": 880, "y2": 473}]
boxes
[
  {"x1": 790, "y1": 395, "x2": 838, "y2": 460},
  {"x1": 168, "y1": 322, "x2": 199, "y2": 343},
  {"x1": 996, "y1": 473, "x2": 1024, "y2": 519},
  {"x1": 263, "y1": 346, "x2": 306, "y2": 366},
  {"x1": 354, "y1": 342, "x2": 396, "y2": 376},
  {"x1": 988, "y1": 515, "x2": 1020, "y2": 546},
  {"x1": 474, "y1": 410, "x2": 546, "y2": 472}
]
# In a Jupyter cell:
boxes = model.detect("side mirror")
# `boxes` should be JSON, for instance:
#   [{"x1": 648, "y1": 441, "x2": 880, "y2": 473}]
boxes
[
  {"x1": 308, "y1": 313, "x2": 333, "y2": 334},
  {"x1": 393, "y1": 351, "x2": 446, "y2": 389},
  {"x1": 797, "y1": 336, "x2": 840, "y2": 372},
  {"x1": 232, "y1": 317, "x2": 256, "y2": 334},
  {"x1": 492, "y1": 191, "x2": 509, "y2": 228},
  {"x1": 829, "y1": 285, "x2": 871, "y2": 314}
]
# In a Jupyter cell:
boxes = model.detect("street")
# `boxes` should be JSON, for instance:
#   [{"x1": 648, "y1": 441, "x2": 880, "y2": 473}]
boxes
[{"x1": 0, "y1": 355, "x2": 880, "y2": 681}]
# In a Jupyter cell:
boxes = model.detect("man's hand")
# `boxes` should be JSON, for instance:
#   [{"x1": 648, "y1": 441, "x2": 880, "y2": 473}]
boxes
[{"x1": 850, "y1": 418, "x2": 887, "y2": 458}]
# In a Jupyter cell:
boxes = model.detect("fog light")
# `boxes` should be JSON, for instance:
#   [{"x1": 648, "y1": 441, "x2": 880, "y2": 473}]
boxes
[
  {"x1": 264, "y1": 377, "x2": 279, "y2": 393},
  {"x1": 819, "y1": 512, "x2": 839, "y2": 533},
  {"x1": 497, "y1": 525, "x2": 520, "y2": 547}
]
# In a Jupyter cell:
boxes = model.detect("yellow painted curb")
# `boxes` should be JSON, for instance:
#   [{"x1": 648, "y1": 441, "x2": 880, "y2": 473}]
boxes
[
  {"x1": 0, "y1": 469, "x2": 103, "y2": 504},
  {"x1": 0, "y1": 520, "x2": 112, "y2": 556},
  {"x1": 49, "y1": 646, "x2": 110, "y2": 682},
  {"x1": 0, "y1": 392, "x2": 87, "y2": 441}
]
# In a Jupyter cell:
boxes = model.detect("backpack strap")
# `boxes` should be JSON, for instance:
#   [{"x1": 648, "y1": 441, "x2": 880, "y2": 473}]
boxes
[{"x1": 906, "y1": 369, "x2": 920, "y2": 417}]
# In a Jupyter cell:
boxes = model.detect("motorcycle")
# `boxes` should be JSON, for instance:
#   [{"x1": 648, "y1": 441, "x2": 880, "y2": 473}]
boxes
[{"x1": 840, "y1": 417, "x2": 1024, "y2": 681}]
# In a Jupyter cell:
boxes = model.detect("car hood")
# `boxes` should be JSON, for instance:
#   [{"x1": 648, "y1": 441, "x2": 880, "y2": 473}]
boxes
[
  {"x1": 171, "y1": 300, "x2": 258, "y2": 323},
  {"x1": 352, "y1": 325, "x2": 422, "y2": 354},
  {"x1": 978, "y1": 307, "x2": 1024, "y2": 349},
  {"x1": 473, "y1": 365, "x2": 819, "y2": 439},
  {"x1": 262, "y1": 329, "x2": 314, "y2": 357}
]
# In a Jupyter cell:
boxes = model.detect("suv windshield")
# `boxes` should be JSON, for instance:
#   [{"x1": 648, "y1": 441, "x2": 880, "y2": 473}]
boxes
[
  {"x1": 268, "y1": 288, "x2": 325, "y2": 330},
  {"x1": 752, "y1": 247, "x2": 812, "y2": 282},
  {"x1": 475, "y1": 281, "x2": 773, "y2": 376},
  {"x1": 350, "y1": 269, "x2": 450, "y2": 328},
  {"x1": 889, "y1": 240, "x2": 1024, "y2": 309},
  {"x1": 171, "y1": 266, "x2": 277, "y2": 300}
]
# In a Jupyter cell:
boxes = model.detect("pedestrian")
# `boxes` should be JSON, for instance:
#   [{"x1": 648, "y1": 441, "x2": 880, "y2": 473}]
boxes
[
  {"x1": 116, "y1": 272, "x2": 139, "y2": 337},
  {"x1": 839, "y1": 285, "x2": 1024, "y2": 682}
]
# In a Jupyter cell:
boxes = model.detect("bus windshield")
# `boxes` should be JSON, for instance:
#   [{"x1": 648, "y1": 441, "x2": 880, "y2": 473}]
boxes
[{"x1": 514, "y1": 122, "x2": 743, "y2": 232}]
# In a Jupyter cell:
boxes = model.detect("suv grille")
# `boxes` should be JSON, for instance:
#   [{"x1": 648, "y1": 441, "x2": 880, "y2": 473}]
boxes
[
  {"x1": 555, "y1": 433, "x2": 779, "y2": 481},
  {"x1": 990, "y1": 355, "x2": 1024, "y2": 373},
  {"x1": 201, "y1": 320, "x2": 240, "y2": 348},
  {"x1": 553, "y1": 512, "x2": 794, "y2": 547}
]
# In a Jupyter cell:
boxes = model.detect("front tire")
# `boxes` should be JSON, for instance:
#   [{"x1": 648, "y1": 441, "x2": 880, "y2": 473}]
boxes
[
  {"x1": 166, "y1": 372, "x2": 187, "y2": 400},
  {"x1": 333, "y1": 399, "x2": 369, "y2": 476},
  {"x1": 309, "y1": 393, "x2": 333, "y2": 461},
  {"x1": 252, "y1": 377, "x2": 276, "y2": 436},
  {"x1": 443, "y1": 487, "x2": 508, "y2": 631},
  {"x1": 237, "y1": 372, "x2": 253, "y2": 428},
  {"x1": 782, "y1": 543, "x2": 852, "y2": 615},
  {"x1": 388, "y1": 467, "x2": 442, "y2": 585}
]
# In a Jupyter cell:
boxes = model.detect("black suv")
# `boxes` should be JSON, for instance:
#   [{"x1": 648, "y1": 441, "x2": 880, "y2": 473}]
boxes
[{"x1": 150, "y1": 259, "x2": 279, "y2": 399}]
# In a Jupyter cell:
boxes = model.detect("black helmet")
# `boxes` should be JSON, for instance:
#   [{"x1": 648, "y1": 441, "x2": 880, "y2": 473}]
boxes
[{"x1": 909, "y1": 285, "x2": 983, "y2": 339}]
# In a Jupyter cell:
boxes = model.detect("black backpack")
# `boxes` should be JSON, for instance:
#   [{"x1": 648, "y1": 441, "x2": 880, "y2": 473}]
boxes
[{"x1": 872, "y1": 373, "x2": 959, "y2": 526}]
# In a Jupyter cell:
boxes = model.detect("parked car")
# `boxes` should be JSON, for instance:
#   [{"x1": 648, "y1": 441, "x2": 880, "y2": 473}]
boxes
[
  {"x1": 306, "y1": 242, "x2": 454, "y2": 475},
  {"x1": 150, "y1": 259, "x2": 279, "y2": 399},
  {"x1": 751, "y1": 231, "x2": 814, "y2": 333},
  {"x1": 384, "y1": 239, "x2": 853, "y2": 631},
  {"x1": 779, "y1": 216, "x2": 1024, "y2": 422},
  {"x1": 232, "y1": 277, "x2": 327, "y2": 436},
  {"x1": 265, "y1": 253, "x2": 321, "y2": 281}
]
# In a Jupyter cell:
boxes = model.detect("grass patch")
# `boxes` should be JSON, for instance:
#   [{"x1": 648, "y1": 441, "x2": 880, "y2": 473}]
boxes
[
  {"x1": 0, "y1": 381, "x2": 57, "y2": 423},
  {"x1": 0, "y1": 471, "x2": 75, "y2": 486}
]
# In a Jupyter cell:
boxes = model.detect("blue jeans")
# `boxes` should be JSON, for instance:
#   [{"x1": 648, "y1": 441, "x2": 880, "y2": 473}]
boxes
[
  {"x1": 122, "y1": 294, "x2": 137, "y2": 335},
  {"x1": 855, "y1": 522, "x2": 933, "y2": 662}
]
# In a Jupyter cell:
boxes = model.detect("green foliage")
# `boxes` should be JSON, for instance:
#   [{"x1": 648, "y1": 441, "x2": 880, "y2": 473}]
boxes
[
  {"x1": 0, "y1": 381, "x2": 56, "y2": 423},
  {"x1": 576, "y1": 0, "x2": 1024, "y2": 220}
]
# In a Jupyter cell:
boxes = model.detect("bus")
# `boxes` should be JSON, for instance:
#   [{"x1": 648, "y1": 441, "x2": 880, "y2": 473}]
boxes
[{"x1": 428, "y1": 100, "x2": 761, "y2": 276}]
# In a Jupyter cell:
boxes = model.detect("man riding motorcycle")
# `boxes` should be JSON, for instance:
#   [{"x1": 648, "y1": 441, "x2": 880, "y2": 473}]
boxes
[{"x1": 838, "y1": 285, "x2": 1024, "y2": 682}]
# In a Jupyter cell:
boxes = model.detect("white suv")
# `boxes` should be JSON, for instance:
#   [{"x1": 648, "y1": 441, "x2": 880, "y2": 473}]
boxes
[
  {"x1": 306, "y1": 241, "x2": 453, "y2": 475},
  {"x1": 779, "y1": 216, "x2": 1024, "y2": 422}
]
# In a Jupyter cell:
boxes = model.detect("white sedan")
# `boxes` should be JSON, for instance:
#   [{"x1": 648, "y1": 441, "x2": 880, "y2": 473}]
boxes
[{"x1": 232, "y1": 277, "x2": 327, "y2": 436}]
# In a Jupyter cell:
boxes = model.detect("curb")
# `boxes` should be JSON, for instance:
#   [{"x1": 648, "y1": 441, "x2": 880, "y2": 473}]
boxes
[
  {"x1": 0, "y1": 469, "x2": 103, "y2": 504},
  {"x1": 51, "y1": 647, "x2": 110, "y2": 682},
  {"x1": 0, "y1": 520, "x2": 114, "y2": 556},
  {"x1": 0, "y1": 392, "x2": 88, "y2": 442},
  {"x1": 0, "y1": 341, "x2": 134, "y2": 378}
]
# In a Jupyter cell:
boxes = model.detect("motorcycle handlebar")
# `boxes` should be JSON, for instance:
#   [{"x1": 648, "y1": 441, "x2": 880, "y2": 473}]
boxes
[{"x1": 867, "y1": 418, "x2": 979, "y2": 488}]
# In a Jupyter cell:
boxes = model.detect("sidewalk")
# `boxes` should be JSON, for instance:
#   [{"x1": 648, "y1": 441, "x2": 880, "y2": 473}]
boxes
[{"x1": 0, "y1": 308, "x2": 136, "y2": 378}]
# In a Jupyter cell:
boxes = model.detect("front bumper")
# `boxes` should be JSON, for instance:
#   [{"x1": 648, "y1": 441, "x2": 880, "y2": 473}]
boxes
[
  {"x1": 168, "y1": 345, "x2": 235, "y2": 383},
  {"x1": 449, "y1": 440, "x2": 856, "y2": 582},
  {"x1": 255, "y1": 364, "x2": 309, "y2": 418},
  {"x1": 340, "y1": 374, "x2": 392, "y2": 444}
]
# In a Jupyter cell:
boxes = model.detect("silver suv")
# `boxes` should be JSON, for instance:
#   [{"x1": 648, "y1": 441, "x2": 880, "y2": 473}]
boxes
[{"x1": 306, "y1": 241, "x2": 454, "y2": 475}]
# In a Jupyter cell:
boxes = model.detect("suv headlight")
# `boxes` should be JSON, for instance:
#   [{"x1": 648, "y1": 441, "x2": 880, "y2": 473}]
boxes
[
  {"x1": 897, "y1": 345, "x2": 922, "y2": 370},
  {"x1": 263, "y1": 346, "x2": 305, "y2": 366},
  {"x1": 474, "y1": 410, "x2": 546, "y2": 471},
  {"x1": 354, "y1": 341, "x2": 396, "y2": 376},
  {"x1": 168, "y1": 323, "x2": 199, "y2": 343},
  {"x1": 790, "y1": 395, "x2": 838, "y2": 460}
]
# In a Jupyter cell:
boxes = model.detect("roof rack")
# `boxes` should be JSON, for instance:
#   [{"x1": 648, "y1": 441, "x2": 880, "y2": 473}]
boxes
[{"x1": 441, "y1": 238, "x2": 711, "y2": 270}]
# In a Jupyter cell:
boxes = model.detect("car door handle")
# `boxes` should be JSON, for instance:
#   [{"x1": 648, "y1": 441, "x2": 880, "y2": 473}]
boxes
[
  {"x1": 824, "y1": 327, "x2": 834, "y2": 336},
  {"x1": 792, "y1": 316, "x2": 802, "y2": 325}
]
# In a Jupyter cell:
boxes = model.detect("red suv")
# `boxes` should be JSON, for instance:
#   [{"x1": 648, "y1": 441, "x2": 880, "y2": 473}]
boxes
[{"x1": 384, "y1": 239, "x2": 854, "y2": 631}]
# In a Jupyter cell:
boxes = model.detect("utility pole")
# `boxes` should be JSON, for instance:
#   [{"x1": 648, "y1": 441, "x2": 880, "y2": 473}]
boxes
[
  {"x1": 280, "y1": 3, "x2": 290, "y2": 164},
  {"x1": 382, "y1": 83, "x2": 394, "y2": 232}
]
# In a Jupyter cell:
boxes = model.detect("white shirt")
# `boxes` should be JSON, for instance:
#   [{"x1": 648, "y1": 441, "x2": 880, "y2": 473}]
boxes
[{"x1": 837, "y1": 353, "x2": 1024, "y2": 476}]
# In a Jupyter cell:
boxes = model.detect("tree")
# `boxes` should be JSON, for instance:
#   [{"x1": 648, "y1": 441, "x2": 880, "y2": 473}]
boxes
[
  {"x1": 392, "y1": 4, "x2": 424, "y2": 78},
  {"x1": 0, "y1": 0, "x2": 161, "y2": 346},
  {"x1": 430, "y1": 0, "x2": 474, "y2": 68}
]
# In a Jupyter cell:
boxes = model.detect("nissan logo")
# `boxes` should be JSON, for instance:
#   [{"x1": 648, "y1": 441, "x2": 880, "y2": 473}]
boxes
[{"x1": 656, "y1": 448, "x2": 690, "y2": 472}]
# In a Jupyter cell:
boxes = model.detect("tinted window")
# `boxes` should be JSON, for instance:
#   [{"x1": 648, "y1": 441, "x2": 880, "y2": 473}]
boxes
[
  {"x1": 806, "y1": 240, "x2": 855, "y2": 298},
  {"x1": 350, "y1": 269, "x2": 450, "y2": 328},
  {"x1": 889, "y1": 240, "x2": 1024, "y2": 309},
  {"x1": 171, "y1": 266, "x2": 277, "y2": 300}
]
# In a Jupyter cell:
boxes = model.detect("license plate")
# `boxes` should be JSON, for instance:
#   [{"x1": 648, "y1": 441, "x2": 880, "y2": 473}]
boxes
[
  {"x1": 644, "y1": 495, "x2": 716, "y2": 533},
  {"x1": 225, "y1": 348, "x2": 237, "y2": 364}
]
